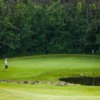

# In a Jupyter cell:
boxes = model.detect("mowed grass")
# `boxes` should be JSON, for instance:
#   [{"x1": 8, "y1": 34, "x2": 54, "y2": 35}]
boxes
[
  {"x1": 0, "y1": 54, "x2": 100, "y2": 81},
  {"x1": 0, "y1": 54, "x2": 100, "y2": 100},
  {"x1": 0, "y1": 83, "x2": 100, "y2": 100}
]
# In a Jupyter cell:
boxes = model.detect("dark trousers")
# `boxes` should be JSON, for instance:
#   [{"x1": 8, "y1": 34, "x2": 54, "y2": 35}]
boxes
[{"x1": 5, "y1": 65, "x2": 8, "y2": 69}]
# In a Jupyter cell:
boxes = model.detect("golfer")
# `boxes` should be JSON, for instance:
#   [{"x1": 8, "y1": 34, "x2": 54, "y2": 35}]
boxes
[{"x1": 4, "y1": 58, "x2": 8, "y2": 71}]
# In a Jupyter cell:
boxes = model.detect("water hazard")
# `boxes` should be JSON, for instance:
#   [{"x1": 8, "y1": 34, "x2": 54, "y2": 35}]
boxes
[{"x1": 59, "y1": 76, "x2": 100, "y2": 86}]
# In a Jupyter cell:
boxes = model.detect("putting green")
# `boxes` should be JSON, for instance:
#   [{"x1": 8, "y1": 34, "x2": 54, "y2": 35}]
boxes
[{"x1": 0, "y1": 54, "x2": 100, "y2": 81}]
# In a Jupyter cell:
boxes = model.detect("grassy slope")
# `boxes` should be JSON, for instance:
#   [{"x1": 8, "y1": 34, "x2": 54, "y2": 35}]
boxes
[
  {"x1": 0, "y1": 54, "x2": 100, "y2": 81},
  {"x1": 0, "y1": 54, "x2": 100, "y2": 100}
]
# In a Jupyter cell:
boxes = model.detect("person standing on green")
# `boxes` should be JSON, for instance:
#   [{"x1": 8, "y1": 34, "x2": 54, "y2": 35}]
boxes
[{"x1": 4, "y1": 58, "x2": 8, "y2": 71}]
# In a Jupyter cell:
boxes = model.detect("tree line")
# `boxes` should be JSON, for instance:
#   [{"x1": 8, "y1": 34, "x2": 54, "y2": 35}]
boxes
[{"x1": 0, "y1": 0, "x2": 100, "y2": 57}]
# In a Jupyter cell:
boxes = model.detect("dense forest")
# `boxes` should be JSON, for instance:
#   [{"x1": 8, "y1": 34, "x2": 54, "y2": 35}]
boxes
[{"x1": 0, "y1": 0, "x2": 100, "y2": 57}]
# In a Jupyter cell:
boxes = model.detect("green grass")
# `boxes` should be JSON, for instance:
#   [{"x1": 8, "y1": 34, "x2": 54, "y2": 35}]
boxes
[
  {"x1": 0, "y1": 83, "x2": 100, "y2": 100},
  {"x1": 0, "y1": 54, "x2": 100, "y2": 100},
  {"x1": 0, "y1": 54, "x2": 100, "y2": 81}
]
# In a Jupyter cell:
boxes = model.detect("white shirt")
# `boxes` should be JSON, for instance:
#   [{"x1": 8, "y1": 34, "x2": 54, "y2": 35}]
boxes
[{"x1": 4, "y1": 60, "x2": 8, "y2": 65}]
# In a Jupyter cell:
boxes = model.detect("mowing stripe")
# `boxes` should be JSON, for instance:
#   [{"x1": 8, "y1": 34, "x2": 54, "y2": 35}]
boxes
[{"x1": 1, "y1": 88, "x2": 100, "y2": 100}]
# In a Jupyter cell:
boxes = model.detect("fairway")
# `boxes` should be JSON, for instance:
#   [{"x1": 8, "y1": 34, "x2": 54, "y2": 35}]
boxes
[
  {"x1": 0, "y1": 54, "x2": 100, "y2": 81},
  {"x1": 0, "y1": 54, "x2": 100, "y2": 100},
  {"x1": 0, "y1": 83, "x2": 100, "y2": 100}
]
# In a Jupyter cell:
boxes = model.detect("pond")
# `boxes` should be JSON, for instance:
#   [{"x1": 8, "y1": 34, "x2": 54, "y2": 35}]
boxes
[{"x1": 59, "y1": 76, "x2": 100, "y2": 86}]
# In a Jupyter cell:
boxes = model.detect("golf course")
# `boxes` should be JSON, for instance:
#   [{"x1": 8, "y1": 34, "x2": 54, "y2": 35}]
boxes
[
  {"x1": 0, "y1": 54, "x2": 100, "y2": 100},
  {"x1": 0, "y1": 0, "x2": 100, "y2": 99}
]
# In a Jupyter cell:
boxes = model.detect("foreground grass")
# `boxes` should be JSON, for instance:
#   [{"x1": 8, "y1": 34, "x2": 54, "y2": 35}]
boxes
[{"x1": 0, "y1": 83, "x2": 100, "y2": 100}]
